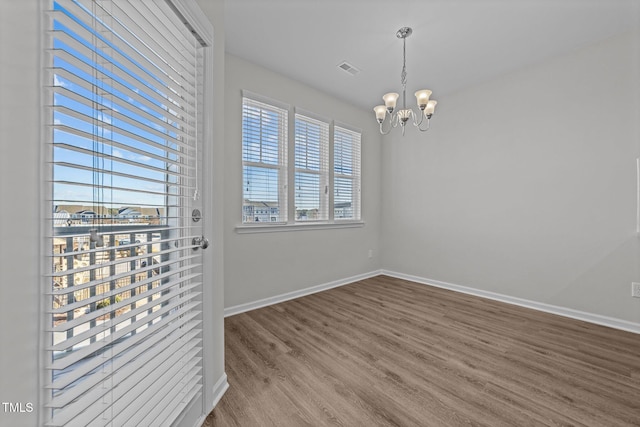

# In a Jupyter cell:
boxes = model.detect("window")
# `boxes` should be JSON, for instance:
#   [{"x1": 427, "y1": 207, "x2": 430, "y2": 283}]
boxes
[
  {"x1": 334, "y1": 125, "x2": 362, "y2": 220},
  {"x1": 242, "y1": 96, "x2": 288, "y2": 223},
  {"x1": 295, "y1": 113, "x2": 329, "y2": 221},
  {"x1": 241, "y1": 94, "x2": 362, "y2": 227},
  {"x1": 45, "y1": 0, "x2": 209, "y2": 425}
]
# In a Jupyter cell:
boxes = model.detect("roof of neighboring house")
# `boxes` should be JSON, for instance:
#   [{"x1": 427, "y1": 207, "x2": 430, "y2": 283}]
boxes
[{"x1": 243, "y1": 200, "x2": 278, "y2": 208}]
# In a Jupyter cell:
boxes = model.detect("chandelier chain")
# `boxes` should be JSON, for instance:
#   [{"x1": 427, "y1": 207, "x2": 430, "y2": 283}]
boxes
[
  {"x1": 401, "y1": 36, "x2": 407, "y2": 86},
  {"x1": 401, "y1": 36, "x2": 407, "y2": 109}
]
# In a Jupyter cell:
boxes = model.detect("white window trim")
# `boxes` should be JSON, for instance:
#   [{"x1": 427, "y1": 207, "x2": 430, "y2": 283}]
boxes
[
  {"x1": 235, "y1": 220, "x2": 365, "y2": 234},
  {"x1": 239, "y1": 93, "x2": 363, "y2": 233}
]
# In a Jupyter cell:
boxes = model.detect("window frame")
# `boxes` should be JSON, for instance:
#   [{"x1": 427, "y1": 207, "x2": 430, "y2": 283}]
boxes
[
  {"x1": 333, "y1": 123, "x2": 362, "y2": 221},
  {"x1": 294, "y1": 110, "x2": 330, "y2": 222},
  {"x1": 241, "y1": 92, "x2": 289, "y2": 224},
  {"x1": 238, "y1": 93, "x2": 363, "y2": 233}
]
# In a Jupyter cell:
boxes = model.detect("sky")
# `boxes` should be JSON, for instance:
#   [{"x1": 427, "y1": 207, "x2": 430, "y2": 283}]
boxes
[{"x1": 52, "y1": 0, "x2": 196, "y2": 213}]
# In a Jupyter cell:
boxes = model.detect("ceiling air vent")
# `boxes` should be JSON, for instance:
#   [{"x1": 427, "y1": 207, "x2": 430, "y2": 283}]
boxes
[{"x1": 337, "y1": 61, "x2": 360, "y2": 76}]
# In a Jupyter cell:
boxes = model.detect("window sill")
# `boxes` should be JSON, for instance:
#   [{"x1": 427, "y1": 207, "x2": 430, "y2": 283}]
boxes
[{"x1": 235, "y1": 221, "x2": 365, "y2": 234}]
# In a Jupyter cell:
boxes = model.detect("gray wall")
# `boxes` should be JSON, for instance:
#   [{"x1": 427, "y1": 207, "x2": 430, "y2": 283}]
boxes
[
  {"x1": 0, "y1": 2, "x2": 40, "y2": 426},
  {"x1": 381, "y1": 30, "x2": 640, "y2": 324},
  {"x1": 223, "y1": 54, "x2": 382, "y2": 309}
]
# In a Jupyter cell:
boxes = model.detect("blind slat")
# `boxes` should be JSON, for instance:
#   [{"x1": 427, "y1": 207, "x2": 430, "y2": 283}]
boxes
[
  {"x1": 49, "y1": 47, "x2": 195, "y2": 128},
  {"x1": 50, "y1": 141, "x2": 188, "y2": 179},
  {"x1": 52, "y1": 105, "x2": 191, "y2": 164},
  {"x1": 50, "y1": 3, "x2": 198, "y2": 104},
  {"x1": 47, "y1": 65, "x2": 193, "y2": 134},
  {"x1": 47, "y1": 238, "x2": 198, "y2": 279},
  {"x1": 140, "y1": 366, "x2": 202, "y2": 426},
  {"x1": 48, "y1": 279, "x2": 201, "y2": 333},
  {"x1": 45, "y1": 320, "x2": 201, "y2": 425},
  {"x1": 112, "y1": 355, "x2": 201, "y2": 425},
  {"x1": 53, "y1": 161, "x2": 185, "y2": 189},
  {"x1": 50, "y1": 81, "x2": 193, "y2": 146},
  {"x1": 47, "y1": 307, "x2": 201, "y2": 392},
  {"x1": 48, "y1": 288, "x2": 201, "y2": 351},
  {"x1": 107, "y1": 0, "x2": 197, "y2": 73},
  {"x1": 48, "y1": 256, "x2": 200, "y2": 298},
  {"x1": 47, "y1": 337, "x2": 200, "y2": 418},
  {"x1": 48, "y1": 299, "x2": 200, "y2": 372}
]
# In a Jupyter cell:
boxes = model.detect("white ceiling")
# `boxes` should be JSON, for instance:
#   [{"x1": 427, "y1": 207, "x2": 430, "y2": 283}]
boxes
[{"x1": 224, "y1": 0, "x2": 639, "y2": 111}]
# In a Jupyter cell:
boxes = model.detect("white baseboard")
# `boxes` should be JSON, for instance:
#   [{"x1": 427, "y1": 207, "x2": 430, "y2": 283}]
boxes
[
  {"x1": 381, "y1": 270, "x2": 640, "y2": 335},
  {"x1": 210, "y1": 373, "x2": 229, "y2": 409},
  {"x1": 194, "y1": 373, "x2": 229, "y2": 427},
  {"x1": 223, "y1": 268, "x2": 640, "y2": 334},
  {"x1": 224, "y1": 270, "x2": 383, "y2": 317}
]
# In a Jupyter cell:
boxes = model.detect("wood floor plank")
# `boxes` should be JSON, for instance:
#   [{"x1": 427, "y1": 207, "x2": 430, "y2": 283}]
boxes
[{"x1": 203, "y1": 276, "x2": 640, "y2": 426}]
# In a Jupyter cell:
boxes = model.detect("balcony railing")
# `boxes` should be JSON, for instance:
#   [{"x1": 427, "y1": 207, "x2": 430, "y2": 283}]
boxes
[{"x1": 50, "y1": 224, "x2": 176, "y2": 355}]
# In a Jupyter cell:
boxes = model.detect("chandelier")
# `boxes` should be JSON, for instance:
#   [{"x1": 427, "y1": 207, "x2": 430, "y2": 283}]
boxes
[{"x1": 373, "y1": 27, "x2": 437, "y2": 135}]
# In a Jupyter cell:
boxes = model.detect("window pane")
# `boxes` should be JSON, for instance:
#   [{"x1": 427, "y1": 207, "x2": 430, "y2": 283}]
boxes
[
  {"x1": 242, "y1": 105, "x2": 282, "y2": 165},
  {"x1": 295, "y1": 119, "x2": 321, "y2": 170},
  {"x1": 334, "y1": 126, "x2": 361, "y2": 220},
  {"x1": 242, "y1": 97, "x2": 288, "y2": 223},
  {"x1": 334, "y1": 177, "x2": 354, "y2": 219},
  {"x1": 295, "y1": 114, "x2": 328, "y2": 221},
  {"x1": 334, "y1": 128, "x2": 356, "y2": 175},
  {"x1": 295, "y1": 172, "x2": 320, "y2": 220},
  {"x1": 243, "y1": 166, "x2": 282, "y2": 222}
]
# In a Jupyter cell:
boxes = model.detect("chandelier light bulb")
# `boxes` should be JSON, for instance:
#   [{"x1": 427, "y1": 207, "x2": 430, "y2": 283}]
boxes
[
  {"x1": 414, "y1": 90, "x2": 432, "y2": 109},
  {"x1": 425, "y1": 100, "x2": 437, "y2": 117},
  {"x1": 374, "y1": 105, "x2": 387, "y2": 123},
  {"x1": 382, "y1": 92, "x2": 399, "y2": 112}
]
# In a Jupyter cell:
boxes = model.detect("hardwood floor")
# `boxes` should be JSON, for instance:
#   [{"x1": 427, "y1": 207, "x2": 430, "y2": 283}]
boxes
[{"x1": 203, "y1": 275, "x2": 640, "y2": 426}]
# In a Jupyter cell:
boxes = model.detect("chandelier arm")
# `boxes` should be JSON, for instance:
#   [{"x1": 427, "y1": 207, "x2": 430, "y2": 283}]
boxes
[
  {"x1": 379, "y1": 122, "x2": 392, "y2": 135},
  {"x1": 390, "y1": 112, "x2": 400, "y2": 128},
  {"x1": 416, "y1": 117, "x2": 431, "y2": 132},
  {"x1": 379, "y1": 115, "x2": 394, "y2": 135},
  {"x1": 412, "y1": 110, "x2": 425, "y2": 128}
]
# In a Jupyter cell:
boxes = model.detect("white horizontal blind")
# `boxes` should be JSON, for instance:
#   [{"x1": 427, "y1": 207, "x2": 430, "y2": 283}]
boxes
[
  {"x1": 45, "y1": 0, "x2": 204, "y2": 425},
  {"x1": 294, "y1": 114, "x2": 329, "y2": 221},
  {"x1": 334, "y1": 126, "x2": 361, "y2": 220},
  {"x1": 242, "y1": 96, "x2": 288, "y2": 223}
]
